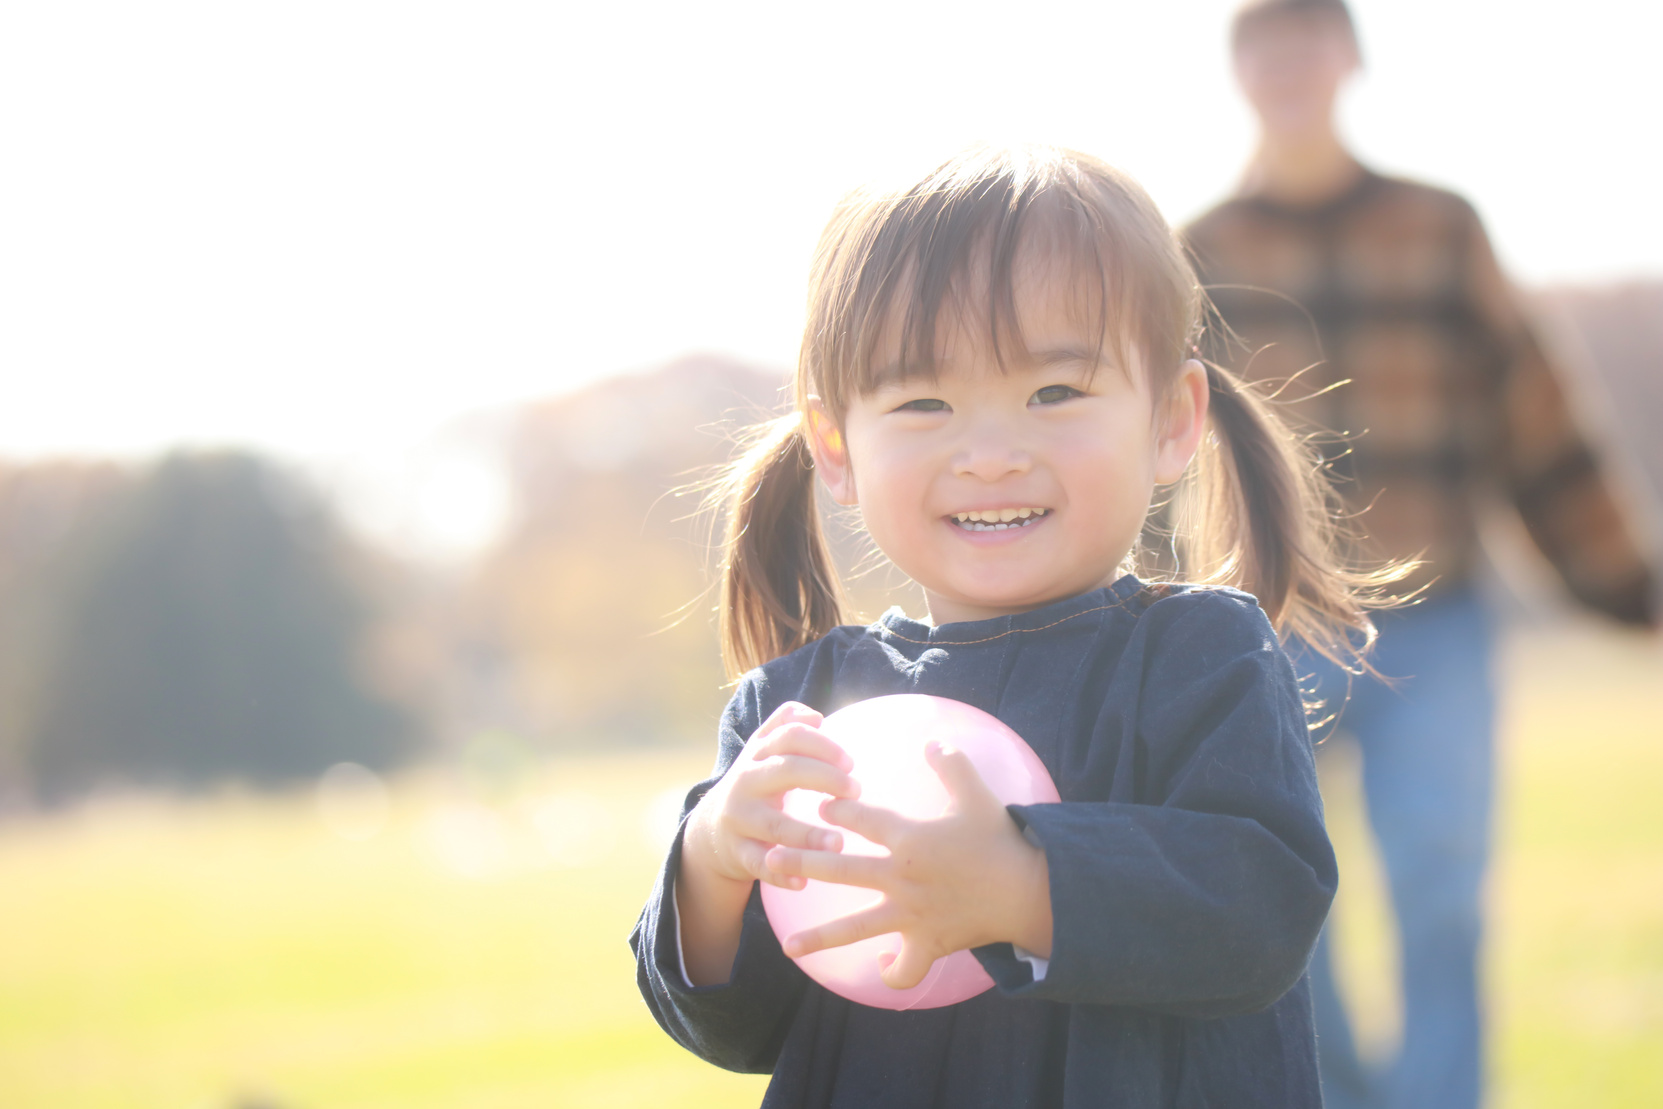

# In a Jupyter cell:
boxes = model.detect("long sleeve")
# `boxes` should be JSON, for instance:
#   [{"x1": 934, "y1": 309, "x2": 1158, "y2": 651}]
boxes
[
  {"x1": 1464, "y1": 210, "x2": 1657, "y2": 625},
  {"x1": 975, "y1": 591, "x2": 1337, "y2": 1019},
  {"x1": 629, "y1": 676, "x2": 810, "y2": 1073}
]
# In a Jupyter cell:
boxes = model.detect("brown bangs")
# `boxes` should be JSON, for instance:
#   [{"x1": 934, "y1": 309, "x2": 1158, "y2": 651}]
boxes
[{"x1": 800, "y1": 145, "x2": 1198, "y2": 422}]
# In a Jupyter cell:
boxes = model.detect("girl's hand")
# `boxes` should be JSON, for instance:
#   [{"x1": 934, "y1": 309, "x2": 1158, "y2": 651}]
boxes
[
  {"x1": 762, "y1": 740, "x2": 1053, "y2": 991},
  {"x1": 683, "y1": 701, "x2": 861, "y2": 891}
]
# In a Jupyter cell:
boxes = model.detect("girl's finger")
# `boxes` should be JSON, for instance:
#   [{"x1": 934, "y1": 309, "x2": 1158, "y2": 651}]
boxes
[
  {"x1": 731, "y1": 807, "x2": 844, "y2": 854},
  {"x1": 818, "y1": 796, "x2": 905, "y2": 844},
  {"x1": 732, "y1": 834, "x2": 814, "y2": 890},
  {"x1": 879, "y1": 941, "x2": 940, "y2": 991},
  {"x1": 764, "y1": 844, "x2": 886, "y2": 889},
  {"x1": 753, "y1": 722, "x2": 853, "y2": 771},
  {"x1": 744, "y1": 754, "x2": 860, "y2": 800},
  {"x1": 731, "y1": 836, "x2": 773, "y2": 881},
  {"x1": 924, "y1": 741, "x2": 997, "y2": 807},
  {"x1": 751, "y1": 701, "x2": 824, "y2": 743},
  {"x1": 783, "y1": 903, "x2": 894, "y2": 958},
  {"x1": 758, "y1": 864, "x2": 808, "y2": 891}
]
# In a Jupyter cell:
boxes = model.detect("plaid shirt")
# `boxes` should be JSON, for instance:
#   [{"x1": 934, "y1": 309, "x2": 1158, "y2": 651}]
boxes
[{"x1": 1185, "y1": 169, "x2": 1655, "y2": 625}]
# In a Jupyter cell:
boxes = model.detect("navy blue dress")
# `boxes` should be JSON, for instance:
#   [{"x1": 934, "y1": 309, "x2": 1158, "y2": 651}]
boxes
[{"x1": 631, "y1": 576, "x2": 1336, "y2": 1108}]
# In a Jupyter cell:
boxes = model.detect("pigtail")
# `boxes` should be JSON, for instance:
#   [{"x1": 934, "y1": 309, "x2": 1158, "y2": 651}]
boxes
[
  {"x1": 714, "y1": 412, "x2": 845, "y2": 679},
  {"x1": 699, "y1": 145, "x2": 1408, "y2": 685},
  {"x1": 1173, "y1": 361, "x2": 1408, "y2": 670}
]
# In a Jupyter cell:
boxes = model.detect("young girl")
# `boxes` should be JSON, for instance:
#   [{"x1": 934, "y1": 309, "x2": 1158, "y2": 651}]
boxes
[{"x1": 631, "y1": 145, "x2": 1386, "y2": 1108}]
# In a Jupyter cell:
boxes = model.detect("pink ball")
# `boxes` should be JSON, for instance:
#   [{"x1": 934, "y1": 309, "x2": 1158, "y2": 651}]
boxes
[{"x1": 759, "y1": 694, "x2": 1060, "y2": 1011}]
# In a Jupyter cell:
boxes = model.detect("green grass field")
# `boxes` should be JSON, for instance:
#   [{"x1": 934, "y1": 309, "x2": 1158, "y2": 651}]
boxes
[{"x1": 1, "y1": 624, "x2": 1658, "y2": 1108}]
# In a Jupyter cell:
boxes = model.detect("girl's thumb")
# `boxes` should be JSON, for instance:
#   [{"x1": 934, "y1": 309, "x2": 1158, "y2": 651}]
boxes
[
  {"x1": 879, "y1": 943, "x2": 936, "y2": 991},
  {"x1": 925, "y1": 740, "x2": 989, "y2": 802}
]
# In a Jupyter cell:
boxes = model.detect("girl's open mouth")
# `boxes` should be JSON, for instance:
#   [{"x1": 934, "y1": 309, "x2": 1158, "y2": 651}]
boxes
[{"x1": 948, "y1": 507, "x2": 1049, "y2": 533}]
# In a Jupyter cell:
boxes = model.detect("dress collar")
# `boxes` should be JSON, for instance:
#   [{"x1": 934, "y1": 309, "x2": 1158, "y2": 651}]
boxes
[{"x1": 874, "y1": 573, "x2": 1147, "y2": 646}]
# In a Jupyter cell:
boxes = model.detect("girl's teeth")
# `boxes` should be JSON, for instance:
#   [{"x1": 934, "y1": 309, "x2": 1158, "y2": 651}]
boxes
[{"x1": 951, "y1": 508, "x2": 1048, "y2": 531}]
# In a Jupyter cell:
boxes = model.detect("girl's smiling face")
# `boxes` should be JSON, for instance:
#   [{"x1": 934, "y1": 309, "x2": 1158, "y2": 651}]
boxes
[{"x1": 808, "y1": 272, "x2": 1208, "y2": 626}]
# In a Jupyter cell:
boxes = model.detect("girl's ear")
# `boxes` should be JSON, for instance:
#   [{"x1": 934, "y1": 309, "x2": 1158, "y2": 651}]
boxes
[
  {"x1": 1154, "y1": 360, "x2": 1210, "y2": 485},
  {"x1": 805, "y1": 397, "x2": 858, "y2": 505}
]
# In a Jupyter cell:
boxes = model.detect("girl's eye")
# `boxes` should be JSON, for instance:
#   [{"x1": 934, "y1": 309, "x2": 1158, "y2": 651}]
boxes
[
  {"x1": 895, "y1": 398, "x2": 948, "y2": 413},
  {"x1": 1030, "y1": 384, "x2": 1083, "y2": 406}
]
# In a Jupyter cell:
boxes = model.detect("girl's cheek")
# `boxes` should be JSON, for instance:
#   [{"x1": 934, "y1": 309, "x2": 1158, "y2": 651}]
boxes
[
  {"x1": 1068, "y1": 413, "x2": 1153, "y2": 459},
  {"x1": 864, "y1": 442, "x2": 938, "y2": 484}
]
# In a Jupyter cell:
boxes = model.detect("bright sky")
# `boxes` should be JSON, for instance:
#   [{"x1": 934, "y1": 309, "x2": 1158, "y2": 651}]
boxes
[{"x1": 2, "y1": 0, "x2": 1659, "y2": 547}]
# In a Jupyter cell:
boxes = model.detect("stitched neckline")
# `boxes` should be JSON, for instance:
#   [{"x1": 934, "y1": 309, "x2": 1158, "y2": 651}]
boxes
[{"x1": 873, "y1": 574, "x2": 1150, "y2": 647}]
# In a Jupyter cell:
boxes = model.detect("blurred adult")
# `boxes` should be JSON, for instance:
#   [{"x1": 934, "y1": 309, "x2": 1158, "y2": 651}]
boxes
[{"x1": 1183, "y1": 2, "x2": 1657, "y2": 1108}]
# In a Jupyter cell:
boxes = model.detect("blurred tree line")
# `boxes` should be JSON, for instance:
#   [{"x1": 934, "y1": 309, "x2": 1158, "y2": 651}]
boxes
[
  {"x1": 0, "y1": 454, "x2": 416, "y2": 802},
  {"x1": 0, "y1": 283, "x2": 1651, "y2": 805},
  {"x1": 0, "y1": 357, "x2": 799, "y2": 805}
]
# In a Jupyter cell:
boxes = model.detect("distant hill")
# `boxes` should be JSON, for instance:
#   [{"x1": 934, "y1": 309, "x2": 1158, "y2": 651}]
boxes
[{"x1": 458, "y1": 356, "x2": 793, "y2": 748}]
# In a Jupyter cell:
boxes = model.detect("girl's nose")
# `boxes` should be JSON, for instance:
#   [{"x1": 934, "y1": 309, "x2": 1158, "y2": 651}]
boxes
[{"x1": 950, "y1": 425, "x2": 1033, "y2": 482}]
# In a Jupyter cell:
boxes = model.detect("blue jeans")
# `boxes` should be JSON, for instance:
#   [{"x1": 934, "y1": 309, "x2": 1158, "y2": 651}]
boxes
[{"x1": 1301, "y1": 588, "x2": 1495, "y2": 1109}]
